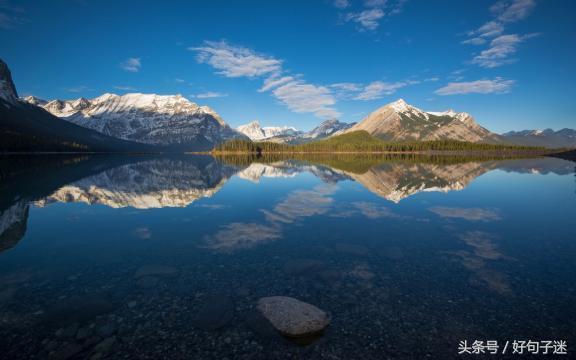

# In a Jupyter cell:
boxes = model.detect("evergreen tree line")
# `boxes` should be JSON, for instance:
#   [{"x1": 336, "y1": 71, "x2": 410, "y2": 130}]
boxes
[{"x1": 213, "y1": 131, "x2": 546, "y2": 154}]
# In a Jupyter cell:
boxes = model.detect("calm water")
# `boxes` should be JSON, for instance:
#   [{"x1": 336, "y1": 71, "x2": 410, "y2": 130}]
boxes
[{"x1": 0, "y1": 154, "x2": 575, "y2": 359}]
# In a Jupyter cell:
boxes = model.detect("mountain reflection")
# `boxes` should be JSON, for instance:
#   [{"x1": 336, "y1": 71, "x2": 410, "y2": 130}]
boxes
[{"x1": 0, "y1": 154, "x2": 573, "y2": 253}]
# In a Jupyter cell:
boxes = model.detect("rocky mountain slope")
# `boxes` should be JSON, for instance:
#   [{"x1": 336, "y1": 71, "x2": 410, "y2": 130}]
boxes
[
  {"x1": 502, "y1": 129, "x2": 576, "y2": 148},
  {"x1": 26, "y1": 93, "x2": 245, "y2": 150},
  {"x1": 0, "y1": 59, "x2": 153, "y2": 152},
  {"x1": 237, "y1": 119, "x2": 354, "y2": 144},
  {"x1": 342, "y1": 99, "x2": 503, "y2": 144},
  {"x1": 236, "y1": 121, "x2": 301, "y2": 141}
]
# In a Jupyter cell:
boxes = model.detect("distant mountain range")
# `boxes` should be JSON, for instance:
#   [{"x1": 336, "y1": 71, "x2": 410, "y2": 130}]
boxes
[
  {"x1": 22, "y1": 93, "x2": 245, "y2": 150},
  {"x1": 502, "y1": 128, "x2": 576, "y2": 148},
  {"x1": 1, "y1": 59, "x2": 153, "y2": 152},
  {"x1": 236, "y1": 119, "x2": 354, "y2": 143},
  {"x1": 2, "y1": 58, "x2": 575, "y2": 151}
]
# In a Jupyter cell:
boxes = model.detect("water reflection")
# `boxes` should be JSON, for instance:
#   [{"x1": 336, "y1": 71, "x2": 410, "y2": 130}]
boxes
[
  {"x1": 0, "y1": 154, "x2": 574, "y2": 254},
  {"x1": 0, "y1": 154, "x2": 575, "y2": 359}
]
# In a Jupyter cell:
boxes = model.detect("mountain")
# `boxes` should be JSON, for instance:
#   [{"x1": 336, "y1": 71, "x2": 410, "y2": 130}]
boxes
[
  {"x1": 342, "y1": 99, "x2": 503, "y2": 144},
  {"x1": 237, "y1": 119, "x2": 354, "y2": 144},
  {"x1": 21, "y1": 95, "x2": 47, "y2": 106},
  {"x1": 303, "y1": 119, "x2": 355, "y2": 140},
  {"x1": 237, "y1": 120, "x2": 300, "y2": 141},
  {"x1": 0, "y1": 59, "x2": 154, "y2": 152},
  {"x1": 28, "y1": 93, "x2": 246, "y2": 151},
  {"x1": 502, "y1": 128, "x2": 576, "y2": 148},
  {"x1": 0, "y1": 59, "x2": 19, "y2": 106}
]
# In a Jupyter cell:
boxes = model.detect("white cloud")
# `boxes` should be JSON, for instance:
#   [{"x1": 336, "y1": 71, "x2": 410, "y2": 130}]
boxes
[
  {"x1": 0, "y1": 2, "x2": 27, "y2": 30},
  {"x1": 333, "y1": 0, "x2": 350, "y2": 9},
  {"x1": 471, "y1": 33, "x2": 537, "y2": 68},
  {"x1": 354, "y1": 80, "x2": 418, "y2": 100},
  {"x1": 272, "y1": 80, "x2": 340, "y2": 118},
  {"x1": 175, "y1": 78, "x2": 185, "y2": 83},
  {"x1": 120, "y1": 57, "x2": 141, "y2": 72},
  {"x1": 492, "y1": 0, "x2": 536, "y2": 23},
  {"x1": 114, "y1": 85, "x2": 136, "y2": 91},
  {"x1": 364, "y1": 0, "x2": 387, "y2": 7},
  {"x1": 435, "y1": 78, "x2": 514, "y2": 95},
  {"x1": 330, "y1": 82, "x2": 362, "y2": 91},
  {"x1": 345, "y1": 8, "x2": 385, "y2": 31},
  {"x1": 429, "y1": 207, "x2": 502, "y2": 221},
  {"x1": 462, "y1": 37, "x2": 488, "y2": 45},
  {"x1": 191, "y1": 91, "x2": 228, "y2": 99},
  {"x1": 64, "y1": 85, "x2": 91, "y2": 93},
  {"x1": 258, "y1": 75, "x2": 295, "y2": 92},
  {"x1": 192, "y1": 40, "x2": 339, "y2": 119},
  {"x1": 190, "y1": 41, "x2": 281, "y2": 78},
  {"x1": 463, "y1": 0, "x2": 537, "y2": 70}
]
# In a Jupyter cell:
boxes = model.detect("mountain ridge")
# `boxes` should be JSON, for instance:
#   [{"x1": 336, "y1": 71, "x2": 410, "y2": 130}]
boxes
[{"x1": 26, "y1": 92, "x2": 246, "y2": 150}]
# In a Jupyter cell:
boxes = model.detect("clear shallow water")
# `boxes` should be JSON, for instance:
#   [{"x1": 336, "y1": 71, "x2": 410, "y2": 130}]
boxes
[{"x1": 0, "y1": 155, "x2": 575, "y2": 359}]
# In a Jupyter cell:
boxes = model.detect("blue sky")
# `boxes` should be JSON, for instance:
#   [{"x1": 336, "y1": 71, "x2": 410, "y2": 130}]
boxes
[{"x1": 1, "y1": 0, "x2": 574, "y2": 132}]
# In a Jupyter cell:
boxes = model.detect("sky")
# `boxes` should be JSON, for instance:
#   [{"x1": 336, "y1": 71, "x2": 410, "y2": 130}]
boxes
[{"x1": 1, "y1": 0, "x2": 574, "y2": 133}]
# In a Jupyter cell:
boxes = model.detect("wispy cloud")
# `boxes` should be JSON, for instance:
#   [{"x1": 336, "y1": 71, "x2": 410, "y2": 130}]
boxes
[
  {"x1": 353, "y1": 80, "x2": 418, "y2": 100},
  {"x1": 345, "y1": 8, "x2": 385, "y2": 31},
  {"x1": 191, "y1": 91, "x2": 228, "y2": 99},
  {"x1": 258, "y1": 75, "x2": 295, "y2": 92},
  {"x1": 464, "y1": 0, "x2": 536, "y2": 44},
  {"x1": 471, "y1": 33, "x2": 538, "y2": 68},
  {"x1": 332, "y1": 0, "x2": 350, "y2": 9},
  {"x1": 175, "y1": 78, "x2": 186, "y2": 83},
  {"x1": 271, "y1": 81, "x2": 340, "y2": 118},
  {"x1": 0, "y1": 1, "x2": 27, "y2": 30},
  {"x1": 462, "y1": 0, "x2": 537, "y2": 68},
  {"x1": 120, "y1": 57, "x2": 141, "y2": 72},
  {"x1": 114, "y1": 85, "x2": 136, "y2": 91},
  {"x1": 339, "y1": 0, "x2": 407, "y2": 32},
  {"x1": 191, "y1": 41, "x2": 281, "y2": 78},
  {"x1": 429, "y1": 207, "x2": 502, "y2": 221},
  {"x1": 191, "y1": 41, "x2": 340, "y2": 119},
  {"x1": 64, "y1": 85, "x2": 92, "y2": 93},
  {"x1": 435, "y1": 78, "x2": 514, "y2": 95}
]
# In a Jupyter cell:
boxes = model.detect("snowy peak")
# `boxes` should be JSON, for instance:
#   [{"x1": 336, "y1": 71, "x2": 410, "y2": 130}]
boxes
[
  {"x1": 21, "y1": 95, "x2": 47, "y2": 106},
  {"x1": 0, "y1": 58, "x2": 19, "y2": 106},
  {"x1": 304, "y1": 119, "x2": 355, "y2": 139},
  {"x1": 237, "y1": 120, "x2": 299, "y2": 141},
  {"x1": 502, "y1": 128, "x2": 576, "y2": 148},
  {"x1": 343, "y1": 99, "x2": 501, "y2": 144},
  {"x1": 35, "y1": 92, "x2": 243, "y2": 149}
]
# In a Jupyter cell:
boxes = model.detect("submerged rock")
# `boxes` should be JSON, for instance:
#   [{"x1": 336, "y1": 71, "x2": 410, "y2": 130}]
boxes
[
  {"x1": 256, "y1": 296, "x2": 330, "y2": 338},
  {"x1": 134, "y1": 265, "x2": 179, "y2": 278},
  {"x1": 190, "y1": 294, "x2": 234, "y2": 331}
]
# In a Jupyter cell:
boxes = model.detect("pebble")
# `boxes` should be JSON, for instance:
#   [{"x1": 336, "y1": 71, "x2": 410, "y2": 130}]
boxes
[{"x1": 257, "y1": 296, "x2": 330, "y2": 338}]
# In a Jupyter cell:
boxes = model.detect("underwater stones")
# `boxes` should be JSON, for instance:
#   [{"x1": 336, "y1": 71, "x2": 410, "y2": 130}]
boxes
[
  {"x1": 256, "y1": 296, "x2": 330, "y2": 338},
  {"x1": 41, "y1": 295, "x2": 116, "y2": 328},
  {"x1": 134, "y1": 265, "x2": 179, "y2": 278},
  {"x1": 335, "y1": 243, "x2": 369, "y2": 256},
  {"x1": 282, "y1": 259, "x2": 324, "y2": 276},
  {"x1": 190, "y1": 294, "x2": 234, "y2": 331}
]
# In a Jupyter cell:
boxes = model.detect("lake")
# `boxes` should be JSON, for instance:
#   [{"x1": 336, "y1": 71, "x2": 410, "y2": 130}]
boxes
[{"x1": 0, "y1": 154, "x2": 575, "y2": 359}]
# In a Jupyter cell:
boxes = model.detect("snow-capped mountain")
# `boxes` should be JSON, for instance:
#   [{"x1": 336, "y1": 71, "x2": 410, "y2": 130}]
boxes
[
  {"x1": 26, "y1": 93, "x2": 246, "y2": 150},
  {"x1": 342, "y1": 99, "x2": 503, "y2": 144},
  {"x1": 36, "y1": 157, "x2": 239, "y2": 209},
  {"x1": 502, "y1": 128, "x2": 576, "y2": 148},
  {"x1": 0, "y1": 59, "x2": 19, "y2": 106},
  {"x1": 303, "y1": 119, "x2": 355, "y2": 140},
  {"x1": 237, "y1": 119, "x2": 354, "y2": 143},
  {"x1": 237, "y1": 120, "x2": 300, "y2": 141},
  {"x1": 21, "y1": 95, "x2": 48, "y2": 106},
  {"x1": 1, "y1": 59, "x2": 153, "y2": 152}
]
